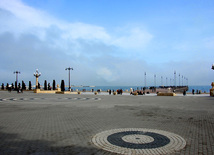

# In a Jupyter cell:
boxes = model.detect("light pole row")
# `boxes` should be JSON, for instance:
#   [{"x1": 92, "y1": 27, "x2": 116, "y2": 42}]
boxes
[{"x1": 144, "y1": 71, "x2": 188, "y2": 87}]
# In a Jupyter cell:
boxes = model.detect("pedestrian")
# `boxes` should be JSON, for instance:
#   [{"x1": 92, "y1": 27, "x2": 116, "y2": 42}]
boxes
[
  {"x1": 183, "y1": 90, "x2": 186, "y2": 96},
  {"x1": 120, "y1": 89, "x2": 123, "y2": 95},
  {"x1": 192, "y1": 89, "x2": 195, "y2": 95},
  {"x1": 109, "y1": 89, "x2": 111, "y2": 95}
]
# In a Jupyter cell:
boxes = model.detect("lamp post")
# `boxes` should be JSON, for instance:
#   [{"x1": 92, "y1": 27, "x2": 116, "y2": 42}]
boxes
[
  {"x1": 14, "y1": 71, "x2": 21, "y2": 83},
  {"x1": 179, "y1": 73, "x2": 180, "y2": 86},
  {"x1": 65, "y1": 67, "x2": 73, "y2": 91},
  {"x1": 33, "y1": 69, "x2": 41, "y2": 89},
  {"x1": 174, "y1": 71, "x2": 176, "y2": 86},
  {"x1": 166, "y1": 77, "x2": 168, "y2": 86},
  {"x1": 182, "y1": 75, "x2": 183, "y2": 86},
  {"x1": 161, "y1": 76, "x2": 163, "y2": 86},
  {"x1": 210, "y1": 64, "x2": 214, "y2": 96}
]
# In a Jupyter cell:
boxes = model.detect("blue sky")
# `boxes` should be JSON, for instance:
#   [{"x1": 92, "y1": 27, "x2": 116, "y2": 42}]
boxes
[{"x1": 0, "y1": 0, "x2": 213, "y2": 86}]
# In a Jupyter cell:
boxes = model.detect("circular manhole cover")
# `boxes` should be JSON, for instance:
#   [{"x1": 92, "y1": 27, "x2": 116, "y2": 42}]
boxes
[{"x1": 92, "y1": 128, "x2": 186, "y2": 155}]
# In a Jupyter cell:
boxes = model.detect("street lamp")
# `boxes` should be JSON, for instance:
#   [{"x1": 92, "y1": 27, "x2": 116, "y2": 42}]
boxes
[
  {"x1": 34, "y1": 69, "x2": 41, "y2": 89},
  {"x1": 65, "y1": 67, "x2": 73, "y2": 91},
  {"x1": 211, "y1": 64, "x2": 214, "y2": 96},
  {"x1": 179, "y1": 73, "x2": 180, "y2": 86},
  {"x1": 14, "y1": 71, "x2": 21, "y2": 83},
  {"x1": 174, "y1": 71, "x2": 176, "y2": 86},
  {"x1": 161, "y1": 76, "x2": 163, "y2": 86},
  {"x1": 166, "y1": 77, "x2": 168, "y2": 86}
]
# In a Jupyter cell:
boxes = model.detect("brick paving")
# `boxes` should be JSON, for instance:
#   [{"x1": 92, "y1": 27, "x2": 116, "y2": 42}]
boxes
[{"x1": 0, "y1": 91, "x2": 213, "y2": 155}]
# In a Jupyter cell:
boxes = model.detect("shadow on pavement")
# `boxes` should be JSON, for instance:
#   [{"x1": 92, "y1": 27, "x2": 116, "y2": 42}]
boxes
[{"x1": 0, "y1": 128, "x2": 110, "y2": 155}]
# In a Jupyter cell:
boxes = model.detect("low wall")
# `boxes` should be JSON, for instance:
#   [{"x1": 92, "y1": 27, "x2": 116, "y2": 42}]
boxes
[
  {"x1": 34, "y1": 89, "x2": 56, "y2": 94},
  {"x1": 34, "y1": 89, "x2": 79, "y2": 94},
  {"x1": 55, "y1": 91, "x2": 78, "y2": 94},
  {"x1": 157, "y1": 92, "x2": 176, "y2": 96}
]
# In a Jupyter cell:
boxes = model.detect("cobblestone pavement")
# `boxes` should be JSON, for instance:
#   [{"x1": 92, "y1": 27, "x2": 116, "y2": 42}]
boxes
[{"x1": 0, "y1": 91, "x2": 213, "y2": 155}]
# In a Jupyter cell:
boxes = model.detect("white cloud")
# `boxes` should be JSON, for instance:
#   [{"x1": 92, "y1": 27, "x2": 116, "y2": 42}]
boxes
[
  {"x1": 112, "y1": 27, "x2": 153, "y2": 50},
  {"x1": 0, "y1": 0, "x2": 52, "y2": 27},
  {"x1": 0, "y1": 0, "x2": 111, "y2": 44},
  {"x1": 0, "y1": 0, "x2": 153, "y2": 52},
  {"x1": 63, "y1": 23, "x2": 111, "y2": 41},
  {"x1": 96, "y1": 67, "x2": 119, "y2": 82}
]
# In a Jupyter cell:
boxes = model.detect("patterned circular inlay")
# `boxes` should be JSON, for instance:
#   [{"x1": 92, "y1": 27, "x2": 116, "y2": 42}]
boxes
[
  {"x1": 92, "y1": 128, "x2": 186, "y2": 155},
  {"x1": 0, "y1": 97, "x2": 101, "y2": 102},
  {"x1": 122, "y1": 134, "x2": 154, "y2": 144}
]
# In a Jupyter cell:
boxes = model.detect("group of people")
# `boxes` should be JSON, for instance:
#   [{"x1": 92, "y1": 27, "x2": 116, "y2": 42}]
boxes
[
  {"x1": 108, "y1": 89, "x2": 123, "y2": 95},
  {"x1": 7, "y1": 87, "x2": 23, "y2": 93},
  {"x1": 130, "y1": 90, "x2": 145, "y2": 95}
]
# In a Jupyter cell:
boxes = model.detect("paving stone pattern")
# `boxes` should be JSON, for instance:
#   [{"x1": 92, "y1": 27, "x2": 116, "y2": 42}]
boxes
[
  {"x1": 0, "y1": 97, "x2": 101, "y2": 102},
  {"x1": 0, "y1": 91, "x2": 213, "y2": 155},
  {"x1": 92, "y1": 128, "x2": 186, "y2": 154}
]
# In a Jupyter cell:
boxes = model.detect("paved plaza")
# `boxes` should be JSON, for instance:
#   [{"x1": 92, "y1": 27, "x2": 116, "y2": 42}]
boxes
[{"x1": 0, "y1": 91, "x2": 213, "y2": 155}]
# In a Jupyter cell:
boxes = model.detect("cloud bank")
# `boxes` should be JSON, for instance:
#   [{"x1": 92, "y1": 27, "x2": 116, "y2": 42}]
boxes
[
  {"x1": 0, "y1": 0, "x2": 154, "y2": 86},
  {"x1": 0, "y1": 0, "x2": 213, "y2": 86}
]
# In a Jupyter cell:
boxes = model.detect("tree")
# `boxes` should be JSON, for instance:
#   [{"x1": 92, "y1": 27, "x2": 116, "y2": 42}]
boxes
[
  {"x1": 53, "y1": 80, "x2": 56, "y2": 90},
  {"x1": 15, "y1": 81, "x2": 17, "y2": 90},
  {"x1": 1, "y1": 83, "x2": 4, "y2": 90},
  {"x1": 18, "y1": 83, "x2": 21, "y2": 89},
  {"x1": 48, "y1": 83, "x2": 51, "y2": 90},
  {"x1": 61, "y1": 80, "x2": 65, "y2": 91},
  {"x1": 22, "y1": 81, "x2": 26, "y2": 90},
  {"x1": 29, "y1": 81, "x2": 32, "y2": 90},
  {"x1": 6, "y1": 83, "x2": 9, "y2": 90},
  {"x1": 44, "y1": 80, "x2": 47, "y2": 90},
  {"x1": 11, "y1": 83, "x2": 14, "y2": 90}
]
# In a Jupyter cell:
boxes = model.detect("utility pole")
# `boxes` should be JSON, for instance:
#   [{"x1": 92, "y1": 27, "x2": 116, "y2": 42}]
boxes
[{"x1": 65, "y1": 67, "x2": 73, "y2": 91}]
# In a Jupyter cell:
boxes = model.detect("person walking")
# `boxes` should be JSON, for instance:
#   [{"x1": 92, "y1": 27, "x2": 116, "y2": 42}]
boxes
[{"x1": 109, "y1": 89, "x2": 111, "y2": 95}]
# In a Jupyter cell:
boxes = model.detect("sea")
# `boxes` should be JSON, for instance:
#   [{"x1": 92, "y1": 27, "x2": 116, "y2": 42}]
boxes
[{"x1": 69, "y1": 85, "x2": 212, "y2": 93}]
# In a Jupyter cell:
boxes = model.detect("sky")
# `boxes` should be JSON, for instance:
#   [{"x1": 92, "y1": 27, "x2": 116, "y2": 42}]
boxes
[{"x1": 0, "y1": 0, "x2": 214, "y2": 86}]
